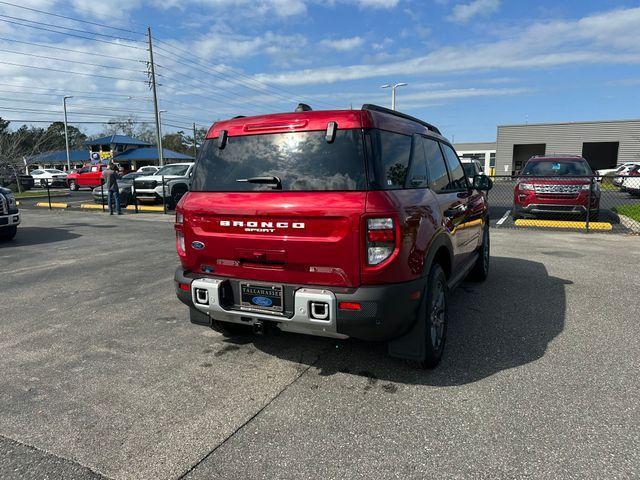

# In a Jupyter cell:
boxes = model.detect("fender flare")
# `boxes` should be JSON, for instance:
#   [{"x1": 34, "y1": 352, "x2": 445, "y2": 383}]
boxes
[{"x1": 422, "y1": 230, "x2": 454, "y2": 278}]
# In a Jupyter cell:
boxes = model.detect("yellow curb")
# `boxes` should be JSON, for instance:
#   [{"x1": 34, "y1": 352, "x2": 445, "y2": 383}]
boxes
[
  {"x1": 80, "y1": 203, "x2": 106, "y2": 210},
  {"x1": 125, "y1": 204, "x2": 166, "y2": 212},
  {"x1": 36, "y1": 202, "x2": 68, "y2": 209},
  {"x1": 515, "y1": 219, "x2": 612, "y2": 231}
]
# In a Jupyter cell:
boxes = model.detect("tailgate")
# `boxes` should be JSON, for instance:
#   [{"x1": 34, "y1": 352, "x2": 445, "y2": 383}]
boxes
[{"x1": 181, "y1": 192, "x2": 365, "y2": 287}]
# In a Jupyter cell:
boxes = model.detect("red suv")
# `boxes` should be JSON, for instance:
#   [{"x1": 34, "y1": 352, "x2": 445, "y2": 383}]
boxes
[
  {"x1": 513, "y1": 156, "x2": 600, "y2": 221},
  {"x1": 174, "y1": 104, "x2": 493, "y2": 368}
]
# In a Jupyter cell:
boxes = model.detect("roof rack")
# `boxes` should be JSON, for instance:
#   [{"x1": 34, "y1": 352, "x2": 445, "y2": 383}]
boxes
[
  {"x1": 362, "y1": 104, "x2": 441, "y2": 135},
  {"x1": 531, "y1": 154, "x2": 584, "y2": 158}
]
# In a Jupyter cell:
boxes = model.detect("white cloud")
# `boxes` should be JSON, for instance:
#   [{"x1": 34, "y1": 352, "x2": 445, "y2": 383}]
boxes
[
  {"x1": 355, "y1": 0, "x2": 399, "y2": 8},
  {"x1": 449, "y1": 0, "x2": 500, "y2": 23},
  {"x1": 320, "y1": 36, "x2": 364, "y2": 51},
  {"x1": 253, "y1": 7, "x2": 640, "y2": 86}
]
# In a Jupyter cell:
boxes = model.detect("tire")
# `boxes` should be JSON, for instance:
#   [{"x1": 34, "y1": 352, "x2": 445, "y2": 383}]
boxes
[
  {"x1": 467, "y1": 225, "x2": 490, "y2": 282},
  {"x1": 416, "y1": 263, "x2": 448, "y2": 369},
  {"x1": 0, "y1": 226, "x2": 17, "y2": 241},
  {"x1": 210, "y1": 319, "x2": 252, "y2": 337},
  {"x1": 171, "y1": 186, "x2": 188, "y2": 208},
  {"x1": 68, "y1": 180, "x2": 78, "y2": 191}
]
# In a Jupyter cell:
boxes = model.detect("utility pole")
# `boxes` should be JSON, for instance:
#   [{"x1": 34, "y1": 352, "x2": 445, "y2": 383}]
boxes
[
  {"x1": 63, "y1": 96, "x2": 73, "y2": 172},
  {"x1": 192, "y1": 122, "x2": 197, "y2": 158},
  {"x1": 147, "y1": 26, "x2": 164, "y2": 166}
]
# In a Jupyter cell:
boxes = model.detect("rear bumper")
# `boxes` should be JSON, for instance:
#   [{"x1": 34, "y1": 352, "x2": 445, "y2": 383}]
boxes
[
  {"x1": 175, "y1": 268, "x2": 424, "y2": 342},
  {"x1": 515, "y1": 203, "x2": 599, "y2": 215}
]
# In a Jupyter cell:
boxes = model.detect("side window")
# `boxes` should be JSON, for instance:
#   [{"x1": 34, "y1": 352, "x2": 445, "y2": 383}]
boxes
[
  {"x1": 405, "y1": 135, "x2": 428, "y2": 189},
  {"x1": 369, "y1": 130, "x2": 412, "y2": 189},
  {"x1": 440, "y1": 143, "x2": 468, "y2": 190},
  {"x1": 32, "y1": 170, "x2": 43, "y2": 175},
  {"x1": 422, "y1": 137, "x2": 449, "y2": 192}
]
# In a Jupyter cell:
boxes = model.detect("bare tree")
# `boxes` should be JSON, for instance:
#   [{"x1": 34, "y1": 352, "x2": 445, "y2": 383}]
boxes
[{"x1": 0, "y1": 122, "x2": 61, "y2": 192}]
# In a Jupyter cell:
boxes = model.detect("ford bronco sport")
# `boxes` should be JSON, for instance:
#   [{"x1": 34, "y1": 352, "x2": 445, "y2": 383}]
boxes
[{"x1": 174, "y1": 104, "x2": 492, "y2": 368}]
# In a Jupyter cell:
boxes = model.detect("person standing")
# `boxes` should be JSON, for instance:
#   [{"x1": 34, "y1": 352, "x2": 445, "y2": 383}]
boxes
[{"x1": 102, "y1": 163, "x2": 122, "y2": 215}]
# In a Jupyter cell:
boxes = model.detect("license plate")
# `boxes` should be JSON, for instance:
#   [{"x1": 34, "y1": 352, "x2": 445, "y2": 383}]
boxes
[{"x1": 240, "y1": 283, "x2": 284, "y2": 313}]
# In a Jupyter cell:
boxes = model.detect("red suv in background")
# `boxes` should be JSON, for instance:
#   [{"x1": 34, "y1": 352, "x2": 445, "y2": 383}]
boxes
[
  {"x1": 174, "y1": 104, "x2": 493, "y2": 368},
  {"x1": 66, "y1": 164, "x2": 108, "y2": 191},
  {"x1": 513, "y1": 156, "x2": 600, "y2": 221}
]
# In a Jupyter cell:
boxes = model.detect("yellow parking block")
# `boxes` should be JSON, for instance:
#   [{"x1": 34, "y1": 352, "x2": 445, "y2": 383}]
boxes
[
  {"x1": 36, "y1": 202, "x2": 68, "y2": 209},
  {"x1": 514, "y1": 219, "x2": 612, "y2": 231},
  {"x1": 80, "y1": 203, "x2": 106, "y2": 210},
  {"x1": 125, "y1": 204, "x2": 166, "y2": 212}
]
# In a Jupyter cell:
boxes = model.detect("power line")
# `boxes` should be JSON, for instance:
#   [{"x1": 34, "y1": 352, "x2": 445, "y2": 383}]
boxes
[
  {"x1": 0, "y1": 48, "x2": 147, "y2": 73},
  {"x1": 0, "y1": 105, "x2": 156, "y2": 119},
  {"x1": 0, "y1": 13, "x2": 144, "y2": 43},
  {"x1": 3, "y1": 119, "x2": 157, "y2": 124},
  {"x1": 0, "y1": 37, "x2": 145, "y2": 63},
  {"x1": 0, "y1": 61, "x2": 147, "y2": 83},
  {"x1": 0, "y1": 82, "x2": 149, "y2": 98},
  {"x1": 0, "y1": 18, "x2": 147, "y2": 50},
  {"x1": 152, "y1": 37, "x2": 341, "y2": 109},
  {"x1": 0, "y1": 0, "x2": 145, "y2": 35}
]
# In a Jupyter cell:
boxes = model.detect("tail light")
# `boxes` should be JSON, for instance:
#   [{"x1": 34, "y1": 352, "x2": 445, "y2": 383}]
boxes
[{"x1": 366, "y1": 217, "x2": 396, "y2": 266}]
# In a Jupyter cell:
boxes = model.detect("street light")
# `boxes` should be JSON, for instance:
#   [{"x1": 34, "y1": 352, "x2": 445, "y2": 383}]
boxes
[
  {"x1": 158, "y1": 110, "x2": 166, "y2": 166},
  {"x1": 62, "y1": 96, "x2": 73, "y2": 172},
  {"x1": 380, "y1": 82, "x2": 407, "y2": 111}
]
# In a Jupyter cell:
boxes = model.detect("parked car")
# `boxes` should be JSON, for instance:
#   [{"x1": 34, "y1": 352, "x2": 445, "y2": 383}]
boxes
[
  {"x1": 174, "y1": 104, "x2": 493, "y2": 369},
  {"x1": 0, "y1": 165, "x2": 34, "y2": 191},
  {"x1": 30, "y1": 168, "x2": 68, "y2": 188},
  {"x1": 461, "y1": 159, "x2": 483, "y2": 184},
  {"x1": 137, "y1": 165, "x2": 160, "y2": 175},
  {"x1": 66, "y1": 164, "x2": 108, "y2": 191},
  {"x1": 620, "y1": 165, "x2": 640, "y2": 196},
  {"x1": 611, "y1": 162, "x2": 640, "y2": 189},
  {"x1": 92, "y1": 172, "x2": 145, "y2": 206},
  {"x1": 134, "y1": 162, "x2": 193, "y2": 208},
  {"x1": 0, "y1": 186, "x2": 20, "y2": 240},
  {"x1": 512, "y1": 156, "x2": 600, "y2": 220}
]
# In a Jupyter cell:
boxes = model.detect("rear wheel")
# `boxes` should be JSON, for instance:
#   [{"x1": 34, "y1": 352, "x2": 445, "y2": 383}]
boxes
[
  {"x1": 417, "y1": 263, "x2": 448, "y2": 369},
  {"x1": 0, "y1": 226, "x2": 17, "y2": 240},
  {"x1": 210, "y1": 319, "x2": 252, "y2": 337},
  {"x1": 68, "y1": 180, "x2": 78, "y2": 191},
  {"x1": 467, "y1": 225, "x2": 490, "y2": 282}
]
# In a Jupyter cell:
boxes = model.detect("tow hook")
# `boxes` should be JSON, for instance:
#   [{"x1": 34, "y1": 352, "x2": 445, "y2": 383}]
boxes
[{"x1": 253, "y1": 320, "x2": 264, "y2": 335}]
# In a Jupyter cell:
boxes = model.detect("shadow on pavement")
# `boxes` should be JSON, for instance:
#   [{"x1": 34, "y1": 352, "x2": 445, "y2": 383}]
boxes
[
  {"x1": 236, "y1": 256, "x2": 570, "y2": 386},
  {"x1": 0, "y1": 226, "x2": 81, "y2": 247}
]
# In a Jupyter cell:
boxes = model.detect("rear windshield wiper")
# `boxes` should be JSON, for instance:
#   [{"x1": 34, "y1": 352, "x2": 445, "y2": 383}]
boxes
[{"x1": 236, "y1": 175, "x2": 282, "y2": 190}]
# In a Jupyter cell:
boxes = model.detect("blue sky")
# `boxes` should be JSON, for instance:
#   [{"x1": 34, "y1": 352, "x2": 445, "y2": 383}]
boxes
[{"x1": 0, "y1": 0, "x2": 639, "y2": 142}]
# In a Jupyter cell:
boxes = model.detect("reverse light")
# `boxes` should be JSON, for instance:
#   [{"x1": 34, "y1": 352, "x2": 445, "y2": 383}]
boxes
[
  {"x1": 366, "y1": 217, "x2": 395, "y2": 266},
  {"x1": 176, "y1": 231, "x2": 186, "y2": 255},
  {"x1": 176, "y1": 211, "x2": 184, "y2": 224}
]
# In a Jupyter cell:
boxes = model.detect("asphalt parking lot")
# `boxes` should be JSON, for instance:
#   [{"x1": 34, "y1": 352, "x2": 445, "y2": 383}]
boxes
[{"x1": 1, "y1": 210, "x2": 639, "y2": 479}]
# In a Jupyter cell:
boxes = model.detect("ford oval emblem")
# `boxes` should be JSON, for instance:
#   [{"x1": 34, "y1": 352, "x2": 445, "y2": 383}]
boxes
[
  {"x1": 191, "y1": 241, "x2": 205, "y2": 250},
  {"x1": 252, "y1": 296, "x2": 273, "y2": 307}
]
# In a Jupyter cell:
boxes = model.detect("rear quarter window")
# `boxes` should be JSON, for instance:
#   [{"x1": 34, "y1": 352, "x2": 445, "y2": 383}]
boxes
[{"x1": 367, "y1": 130, "x2": 412, "y2": 190}]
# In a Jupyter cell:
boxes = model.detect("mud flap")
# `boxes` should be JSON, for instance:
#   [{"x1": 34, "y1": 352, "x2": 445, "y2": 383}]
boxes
[
  {"x1": 387, "y1": 284, "x2": 427, "y2": 362},
  {"x1": 190, "y1": 307, "x2": 210, "y2": 326}
]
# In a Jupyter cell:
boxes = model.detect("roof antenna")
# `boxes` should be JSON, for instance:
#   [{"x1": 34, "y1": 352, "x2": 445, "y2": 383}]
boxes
[{"x1": 295, "y1": 103, "x2": 312, "y2": 112}]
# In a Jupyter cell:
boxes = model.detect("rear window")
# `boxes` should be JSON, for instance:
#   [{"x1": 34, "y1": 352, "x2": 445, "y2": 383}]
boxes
[
  {"x1": 191, "y1": 130, "x2": 367, "y2": 191},
  {"x1": 522, "y1": 160, "x2": 592, "y2": 176}
]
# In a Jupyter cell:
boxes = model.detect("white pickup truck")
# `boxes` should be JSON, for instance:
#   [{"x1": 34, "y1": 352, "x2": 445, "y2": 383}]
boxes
[{"x1": 133, "y1": 162, "x2": 194, "y2": 208}]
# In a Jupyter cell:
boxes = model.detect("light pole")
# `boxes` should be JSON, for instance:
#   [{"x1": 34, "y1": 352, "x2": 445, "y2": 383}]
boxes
[
  {"x1": 158, "y1": 110, "x2": 166, "y2": 166},
  {"x1": 381, "y1": 82, "x2": 407, "y2": 110},
  {"x1": 63, "y1": 96, "x2": 73, "y2": 171}
]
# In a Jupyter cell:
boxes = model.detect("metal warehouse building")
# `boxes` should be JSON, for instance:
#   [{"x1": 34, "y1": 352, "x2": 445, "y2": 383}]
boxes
[{"x1": 495, "y1": 119, "x2": 640, "y2": 175}]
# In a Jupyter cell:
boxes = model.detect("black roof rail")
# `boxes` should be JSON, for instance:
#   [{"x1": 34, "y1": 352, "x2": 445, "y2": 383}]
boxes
[{"x1": 362, "y1": 104, "x2": 441, "y2": 135}]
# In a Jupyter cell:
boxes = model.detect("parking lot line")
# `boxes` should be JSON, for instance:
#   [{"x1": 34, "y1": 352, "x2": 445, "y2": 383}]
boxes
[
  {"x1": 514, "y1": 219, "x2": 613, "y2": 230},
  {"x1": 496, "y1": 210, "x2": 510, "y2": 226}
]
